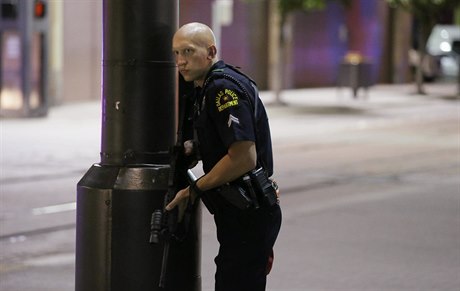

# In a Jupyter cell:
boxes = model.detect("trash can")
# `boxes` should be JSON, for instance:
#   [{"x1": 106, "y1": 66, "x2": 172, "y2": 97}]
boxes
[{"x1": 337, "y1": 51, "x2": 373, "y2": 98}]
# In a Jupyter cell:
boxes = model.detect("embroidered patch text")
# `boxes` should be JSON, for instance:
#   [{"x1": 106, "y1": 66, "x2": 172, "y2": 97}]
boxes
[{"x1": 215, "y1": 89, "x2": 239, "y2": 112}]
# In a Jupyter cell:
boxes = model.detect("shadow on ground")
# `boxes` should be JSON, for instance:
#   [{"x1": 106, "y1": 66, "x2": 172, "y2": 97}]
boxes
[
  {"x1": 439, "y1": 94, "x2": 460, "y2": 101},
  {"x1": 267, "y1": 104, "x2": 371, "y2": 116}
]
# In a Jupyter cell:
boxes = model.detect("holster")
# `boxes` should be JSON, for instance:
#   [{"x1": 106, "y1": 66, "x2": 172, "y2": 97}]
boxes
[
  {"x1": 200, "y1": 167, "x2": 277, "y2": 214},
  {"x1": 217, "y1": 183, "x2": 252, "y2": 210},
  {"x1": 200, "y1": 183, "x2": 251, "y2": 214},
  {"x1": 249, "y1": 167, "x2": 278, "y2": 207}
]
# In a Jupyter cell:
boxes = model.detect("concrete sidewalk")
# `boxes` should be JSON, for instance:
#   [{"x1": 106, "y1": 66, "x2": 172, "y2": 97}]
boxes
[
  {"x1": 1, "y1": 82, "x2": 458, "y2": 182},
  {"x1": 1, "y1": 81, "x2": 457, "y2": 236},
  {"x1": 1, "y1": 81, "x2": 458, "y2": 234},
  {"x1": 0, "y1": 81, "x2": 459, "y2": 291}
]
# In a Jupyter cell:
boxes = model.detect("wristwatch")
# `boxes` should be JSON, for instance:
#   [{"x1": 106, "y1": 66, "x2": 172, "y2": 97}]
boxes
[{"x1": 190, "y1": 179, "x2": 204, "y2": 198}]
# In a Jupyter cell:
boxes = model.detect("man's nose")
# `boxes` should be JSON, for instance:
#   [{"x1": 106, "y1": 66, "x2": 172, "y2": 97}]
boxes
[{"x1": 176, "y1": 55, "x2": 186, "y2": 66}]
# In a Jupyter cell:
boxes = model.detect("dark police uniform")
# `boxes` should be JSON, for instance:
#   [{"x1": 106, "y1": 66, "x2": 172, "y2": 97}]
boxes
[{"x1": 188, "y1": 60, "x2": 282, "y2": 291}]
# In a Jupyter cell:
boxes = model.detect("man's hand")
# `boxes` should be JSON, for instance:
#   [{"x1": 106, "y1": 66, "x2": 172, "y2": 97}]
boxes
[
  {"x1": 183, "y1": 140, "x2": 195, "y2": 156},
  {"x1": 165, "y1": 186, "x2": 196, "y2": 222},
  {"x1": 183, "y1": 140, "x2": 199, "y2": 168}
]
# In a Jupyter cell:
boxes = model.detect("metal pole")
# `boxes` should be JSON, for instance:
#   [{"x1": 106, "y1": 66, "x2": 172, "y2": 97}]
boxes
[{"x1": 76, "y1": 0, "x2": 201, "y2": 290}]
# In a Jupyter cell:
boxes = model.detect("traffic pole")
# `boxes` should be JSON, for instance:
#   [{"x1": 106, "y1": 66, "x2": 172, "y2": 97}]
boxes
[{"x1": 75, "y1": 0, "x2": 201, "y2": 290}]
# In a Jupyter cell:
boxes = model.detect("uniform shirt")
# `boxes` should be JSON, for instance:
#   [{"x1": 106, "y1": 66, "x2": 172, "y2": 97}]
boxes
[{"x1": 193, "y1": 61, "x2": 274, "y2": 177}]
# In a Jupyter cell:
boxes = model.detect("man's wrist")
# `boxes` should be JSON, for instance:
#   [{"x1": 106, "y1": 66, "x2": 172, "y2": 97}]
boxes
[{"x1": 190, "y1": 179, "x2": 204, "y2": 197}]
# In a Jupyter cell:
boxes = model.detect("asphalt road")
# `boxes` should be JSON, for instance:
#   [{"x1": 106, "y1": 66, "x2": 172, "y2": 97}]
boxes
[{"x1": 1, "y1": 83, "x2": 459, "y2": 291}]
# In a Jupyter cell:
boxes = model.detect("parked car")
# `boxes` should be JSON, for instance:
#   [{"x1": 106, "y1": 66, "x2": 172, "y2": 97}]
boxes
[
  {"x1": 409, "y1": 24, "x2": 460, "y2": 81},
  {"x1": 426, "y1": 24, "x2": 460, "y2": 78}
]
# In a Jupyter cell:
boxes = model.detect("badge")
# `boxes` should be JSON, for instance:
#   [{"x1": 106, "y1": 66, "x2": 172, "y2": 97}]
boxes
[{"x1": 215, "y1": 89, "x2": 239, "y2": 112}]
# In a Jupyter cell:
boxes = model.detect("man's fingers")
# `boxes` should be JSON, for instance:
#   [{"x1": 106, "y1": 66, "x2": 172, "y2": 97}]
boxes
[
  {"x1": 184, "y1": 140, "x2": 194, "y2": 156},
  {"x1": 165, "y1": 196, "x2": 188, "y2": 223},
  {"x1": 165, "y1": 196, "x2": 179, "y2": 211},
  {"x1": 177, "y1": 199, "x2": 188, "y2": 222},
  {"x1": 165, "y1": 187, "x2": 190, "y2": 211}
]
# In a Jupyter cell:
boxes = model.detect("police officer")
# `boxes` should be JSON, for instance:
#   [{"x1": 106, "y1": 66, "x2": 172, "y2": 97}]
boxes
[{"x1": 166, "y1": 22, "x2": 282, "y2": 291}]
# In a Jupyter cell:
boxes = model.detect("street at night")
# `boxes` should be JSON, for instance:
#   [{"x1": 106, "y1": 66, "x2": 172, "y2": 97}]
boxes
[{"x1": 1, "y1": 83, "x2": 459, "y2": 291}]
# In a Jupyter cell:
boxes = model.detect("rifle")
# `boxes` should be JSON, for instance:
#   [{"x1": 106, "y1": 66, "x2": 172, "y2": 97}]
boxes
[{"x1": 149, "y1": 74, "x2": 195, "y2": 288}]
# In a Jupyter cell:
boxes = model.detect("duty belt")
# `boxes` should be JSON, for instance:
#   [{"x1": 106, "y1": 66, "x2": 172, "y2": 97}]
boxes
[{"x1": 197, "y1": 167, "x2": 278, "y2": 214}]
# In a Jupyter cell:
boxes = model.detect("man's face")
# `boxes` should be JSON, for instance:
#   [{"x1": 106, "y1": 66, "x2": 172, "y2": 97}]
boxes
[{"x1": 172, "y1": 34, "x2": 212, "y2": 85}]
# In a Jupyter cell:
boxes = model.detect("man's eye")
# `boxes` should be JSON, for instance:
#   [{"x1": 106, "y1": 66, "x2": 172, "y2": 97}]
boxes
[{"x1": 184, "y1": 49, "x2": 192, "y2": 55}]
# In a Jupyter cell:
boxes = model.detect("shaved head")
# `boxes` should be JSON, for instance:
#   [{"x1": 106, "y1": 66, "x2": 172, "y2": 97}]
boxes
[
  {"x1": 175, "y1": 22, "x2": 217, "y2": 49},
  {"x1": 172, "y1": 22, "x2": 218, "y2": 86}
]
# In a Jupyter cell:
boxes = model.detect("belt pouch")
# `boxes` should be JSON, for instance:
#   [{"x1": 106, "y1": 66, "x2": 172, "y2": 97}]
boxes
[
  {"x1": 250, "y1": 168, "x2": 277, "y2": 207},
  {"x1": 217, "y1": 183, "x2": 252, "y2": 210}
]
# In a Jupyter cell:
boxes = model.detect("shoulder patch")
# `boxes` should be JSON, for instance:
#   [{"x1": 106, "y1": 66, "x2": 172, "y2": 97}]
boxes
[{"x1": 215, "y1": 89, "x2": 239, "y2": 112}]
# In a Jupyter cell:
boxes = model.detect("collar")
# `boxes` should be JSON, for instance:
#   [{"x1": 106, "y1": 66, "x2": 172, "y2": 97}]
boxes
[{"x1": 201, "y1": 60, "x2": 225, "y2": 89}]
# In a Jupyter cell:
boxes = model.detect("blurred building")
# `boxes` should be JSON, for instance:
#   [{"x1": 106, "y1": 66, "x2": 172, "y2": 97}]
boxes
[{"x1": 4, "y1": 0, "x2": 456, "y2": 107}]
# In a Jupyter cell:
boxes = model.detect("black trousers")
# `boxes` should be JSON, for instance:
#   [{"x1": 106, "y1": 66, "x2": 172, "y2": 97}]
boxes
[{"x1": 213, "y1": 202, "x2": 282, "y2": 291}]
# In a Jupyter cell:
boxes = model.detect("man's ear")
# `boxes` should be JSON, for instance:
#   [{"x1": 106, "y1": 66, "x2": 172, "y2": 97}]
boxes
[{"x1": 208, "y1": 45, "x2": 217, "y2": 60}]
